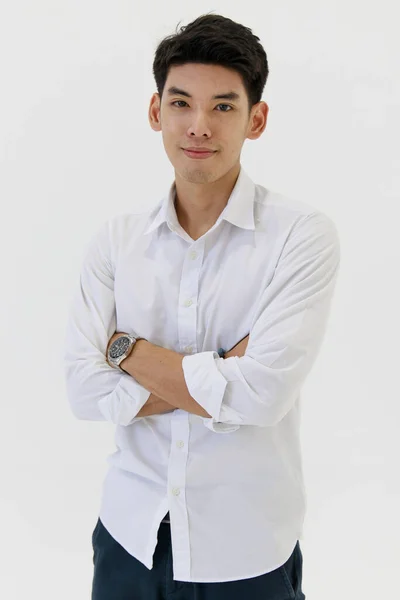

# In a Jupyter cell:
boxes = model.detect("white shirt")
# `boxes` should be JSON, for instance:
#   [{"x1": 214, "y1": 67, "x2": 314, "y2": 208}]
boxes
[{"x1": 63, "y1": 165, "x2": 341, "y2": 583}]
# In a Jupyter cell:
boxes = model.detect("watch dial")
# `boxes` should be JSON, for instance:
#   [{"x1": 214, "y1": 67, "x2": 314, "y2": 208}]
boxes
[{"x1": 109, "y1": 337, "x2": 130, "y2": 359}]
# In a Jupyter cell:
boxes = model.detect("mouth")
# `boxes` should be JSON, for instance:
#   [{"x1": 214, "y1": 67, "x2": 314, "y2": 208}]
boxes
[{"x1": 182, "y1": 149, "x2": 216, "y2": 159}]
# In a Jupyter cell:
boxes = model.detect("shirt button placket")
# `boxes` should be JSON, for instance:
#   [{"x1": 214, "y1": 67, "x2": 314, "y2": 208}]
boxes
[{"x1": 169, "y1": 242, "x2": 203, "y2": 577}]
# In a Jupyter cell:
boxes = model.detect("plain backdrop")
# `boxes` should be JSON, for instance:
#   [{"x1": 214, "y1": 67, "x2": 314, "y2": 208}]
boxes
[{"x1": 1, "y1": 2, "x2": 399, "y2": 599}]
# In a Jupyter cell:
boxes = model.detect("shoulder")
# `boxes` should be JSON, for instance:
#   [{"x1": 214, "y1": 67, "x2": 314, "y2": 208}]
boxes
[
  {"x1": 254, "y1": 183, "x2": 339, "y2": 241},
  {"x1": 104, "y1": 207, "x2": 157, "y2": 243}
]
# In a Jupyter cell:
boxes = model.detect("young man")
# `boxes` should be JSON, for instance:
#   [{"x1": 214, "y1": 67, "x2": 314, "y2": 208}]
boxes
[{"x1": 64, "y1": 12, "x2": 340, "y2": 600}]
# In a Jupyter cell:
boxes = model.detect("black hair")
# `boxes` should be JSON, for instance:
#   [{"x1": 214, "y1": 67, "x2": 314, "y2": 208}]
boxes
[{"x1": 152, "y1": 12, "x2": 269, "y2": 117}]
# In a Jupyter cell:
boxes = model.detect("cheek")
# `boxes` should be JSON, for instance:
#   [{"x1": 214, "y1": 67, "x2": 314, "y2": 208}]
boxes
[{"x1": 162, "y1": 125, "x2": 182, "y2": 145}]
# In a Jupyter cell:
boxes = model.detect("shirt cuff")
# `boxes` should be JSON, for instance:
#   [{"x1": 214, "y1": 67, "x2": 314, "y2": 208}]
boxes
[
  {"x1": 98, "y1": 371, "x2": 151, "y2": 425},
  {"x1": 182, "y1": 351, "x2": 239, "y2": 434}
]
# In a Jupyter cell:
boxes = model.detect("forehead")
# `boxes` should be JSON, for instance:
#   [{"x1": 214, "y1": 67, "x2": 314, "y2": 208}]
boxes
[{"x1": 165, "y1": 63, "x2": 245, "y2": 100}]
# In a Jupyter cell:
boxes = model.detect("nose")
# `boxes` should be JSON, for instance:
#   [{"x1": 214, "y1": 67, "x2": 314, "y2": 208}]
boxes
[{"x1": 187, "y1": 112, "x2": 212, "y2": 138}]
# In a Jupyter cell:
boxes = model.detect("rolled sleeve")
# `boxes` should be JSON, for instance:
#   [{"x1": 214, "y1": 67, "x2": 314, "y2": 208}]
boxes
[
  {"x1": 182, "y1": 351, "x2": 240, "y2": 433},
  {"x1": 182, "y1": 212, "x2": 341, "y2": 430},
  {"x1": 63, "y1": 218, "x2": 151, "y2": 426}
]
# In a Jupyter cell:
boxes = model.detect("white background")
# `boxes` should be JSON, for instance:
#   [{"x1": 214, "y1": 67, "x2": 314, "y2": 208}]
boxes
[{"x1": 1, "y1": 2, "x2": 399, "y2": 599}]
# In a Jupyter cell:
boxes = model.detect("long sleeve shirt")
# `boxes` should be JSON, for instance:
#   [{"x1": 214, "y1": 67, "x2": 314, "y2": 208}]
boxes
[{"x1": 63, "y1": 165, "x2": 341, "y2": 583}]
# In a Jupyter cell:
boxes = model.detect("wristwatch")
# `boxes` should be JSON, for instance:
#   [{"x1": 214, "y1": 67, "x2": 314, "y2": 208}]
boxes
[{"x1": 107, "y1": 334, "x2": 138, "y2": 371}]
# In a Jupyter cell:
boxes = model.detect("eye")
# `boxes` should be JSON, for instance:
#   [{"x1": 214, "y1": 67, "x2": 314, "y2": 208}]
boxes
[
  {"x1": 218, "y1": 104, "x2": 233, "y2": 112},
  {"x1": 170, "y1": 101, "x2": 233, "y2": 112}
]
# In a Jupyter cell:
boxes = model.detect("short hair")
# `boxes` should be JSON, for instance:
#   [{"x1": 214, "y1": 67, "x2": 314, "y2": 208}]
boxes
[{"x1": 152, "y1": 12, "x2": 269, "y2": 117}]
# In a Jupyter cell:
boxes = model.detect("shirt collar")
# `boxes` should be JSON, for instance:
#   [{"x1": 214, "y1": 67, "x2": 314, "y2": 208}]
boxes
[{"x1": 143, "y1": 165, "x2": 256, "y2": 236}]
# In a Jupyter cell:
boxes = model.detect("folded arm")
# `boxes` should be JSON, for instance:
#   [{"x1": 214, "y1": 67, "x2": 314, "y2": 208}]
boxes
[
  {"x1": 63, "y1": 219, "x2": 155, "y2": 426},
  {"x1": 116, "y1": 335, "x2": 249, "y2": 419},
  {"x1": 179, "y1": 212, "x2": 340, "y2": 433},
  {"x1": 64, "y1": 211, "x2": 340, "y2": 432}
]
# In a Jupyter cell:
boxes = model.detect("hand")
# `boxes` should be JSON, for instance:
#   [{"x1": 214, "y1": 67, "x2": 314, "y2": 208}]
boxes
[{"x1": 224, "y1": 334, "x2": 250, "y2": 359}]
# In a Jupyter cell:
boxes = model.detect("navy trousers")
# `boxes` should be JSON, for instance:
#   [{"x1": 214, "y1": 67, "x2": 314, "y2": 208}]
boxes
[{"x1": 91, "y1": 517, "x2": 306, "y2": 599}]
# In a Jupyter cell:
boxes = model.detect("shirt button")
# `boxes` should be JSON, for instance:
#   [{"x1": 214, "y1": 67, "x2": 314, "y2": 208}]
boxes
[
  {"x1": 184, "y1": 299, "x2": 193, "y2": 307},
  {"x1": 172, "y1": 488, "x2": 180, "y2": 496},
  {"x1": 190, "y1": 251, "x2": 197, "y2": 260},
  {"x1": 184, "y1": 346, "x2": 193, "y2": 353},
  {"x1": 176, "y1": 440, "x2": 184, "y2": 448}
]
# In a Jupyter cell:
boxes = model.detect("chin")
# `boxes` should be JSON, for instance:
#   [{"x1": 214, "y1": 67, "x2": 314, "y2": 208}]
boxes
[{"x1": 181, "y1": 168, "x2": 212, "y2": 181}]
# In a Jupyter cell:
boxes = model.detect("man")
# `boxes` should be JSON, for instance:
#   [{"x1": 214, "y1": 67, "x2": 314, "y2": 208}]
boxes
[{"x1": 64, "y1": 12, "x2": 340, "y2": 600}]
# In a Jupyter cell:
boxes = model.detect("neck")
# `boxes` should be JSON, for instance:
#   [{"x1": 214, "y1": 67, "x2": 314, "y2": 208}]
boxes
[{"x1": 174, "y1": 163, "x2": 241, "y2": 239}]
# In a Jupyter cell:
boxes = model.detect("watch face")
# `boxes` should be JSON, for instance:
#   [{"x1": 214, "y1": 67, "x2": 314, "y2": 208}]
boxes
[{"x1": 109, "y1": 336, "x2": 131, "y2": 359}]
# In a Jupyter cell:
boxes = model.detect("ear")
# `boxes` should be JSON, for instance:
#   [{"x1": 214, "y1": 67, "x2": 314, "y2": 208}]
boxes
[
  {"x1": 149, "y1": 93, "x2": 162, "y2": 132},
  {"x1": 246, "y1": 102, "x2": 269, "y2": 141}
]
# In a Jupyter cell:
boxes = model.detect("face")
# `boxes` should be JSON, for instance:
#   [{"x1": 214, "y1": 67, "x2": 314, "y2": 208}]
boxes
[{"x1": 148, "y1": 63, "x2": 268, "y2": 184}]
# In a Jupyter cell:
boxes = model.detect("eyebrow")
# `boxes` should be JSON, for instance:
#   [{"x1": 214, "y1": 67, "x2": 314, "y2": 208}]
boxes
[{"x1": 166, "y1": 86, "x2": 241, "y2": 101}]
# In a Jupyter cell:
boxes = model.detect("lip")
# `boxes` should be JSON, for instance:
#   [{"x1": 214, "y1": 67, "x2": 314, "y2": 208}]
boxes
[{"x1": 183, "y1": 148, "x2": 216, "y2": 159}]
